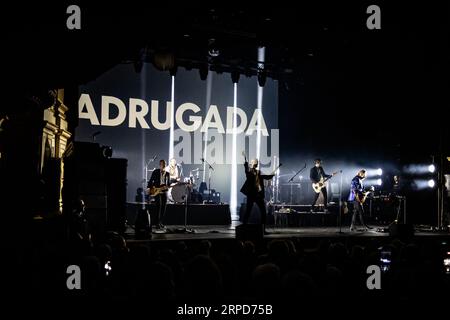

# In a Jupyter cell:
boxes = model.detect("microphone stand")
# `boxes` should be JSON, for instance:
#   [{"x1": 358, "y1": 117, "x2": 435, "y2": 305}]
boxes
[
  {"x1": 144, "y1": 156, "x2": 157, "y2": 183},
  {"x1": 287, "y1": 163, "x2": 307, "y2": 205},
  {"x1": 179, "y1": 183, "x2": 195, "y2": 233},
  {"x1": 202, "y1": 159, "x2": 215, "y2": 203}
]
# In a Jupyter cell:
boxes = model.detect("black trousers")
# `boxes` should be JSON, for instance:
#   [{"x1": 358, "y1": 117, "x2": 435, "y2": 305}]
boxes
[
  {"x1": 351, "y1": 201, "x2": 365, "y2": 227},
  {"x1": 311, "y1": 187, "x2": 328, "y2": 208},
  {"x1": 243, "y1": 196, "x2": 267, "y2": 225},
  {"x1": 153, "y1": 193, "x2": 167, "y2": 226}
]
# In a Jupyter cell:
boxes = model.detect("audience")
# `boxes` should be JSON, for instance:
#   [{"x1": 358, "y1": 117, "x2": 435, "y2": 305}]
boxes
[{"x1": 15, "y1": 220, "x2": 450, "y2": 314}]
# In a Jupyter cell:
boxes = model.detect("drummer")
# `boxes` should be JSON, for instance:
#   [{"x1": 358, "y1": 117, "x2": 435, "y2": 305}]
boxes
[{"x1": 166, "y1": 158, "x2": 182, "y2": 185}]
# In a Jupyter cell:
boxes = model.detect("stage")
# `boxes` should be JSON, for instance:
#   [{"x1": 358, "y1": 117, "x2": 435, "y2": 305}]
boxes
[{"x1": 124, "y1": 222, "x2": 449, "y2": 242}]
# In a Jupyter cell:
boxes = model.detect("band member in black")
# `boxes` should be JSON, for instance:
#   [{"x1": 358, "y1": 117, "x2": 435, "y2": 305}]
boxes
[
  {"x1": 349, "y1": 170, "x2": 372, "y2": 231},
  {"x1": 147, "y1": 160, "x2": 170, "y2": 231},
  {"x1": 391, "y1": 175, "x2": 404, "y2": 222},
  {"x1": 310, "y1": 159, "x2": 334, "y2": 212},
  {"x1": 240, "y1": 155, "x2": 274, "y2": 233}
]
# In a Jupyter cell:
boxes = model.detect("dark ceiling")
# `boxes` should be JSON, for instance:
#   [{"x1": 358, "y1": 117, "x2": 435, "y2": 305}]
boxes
[
  {"x1": 3, "y1": 2, "x2": 449, "y2": 158},
  {"x1": 5, "y1": 3, "x2": 446, "y2": 89}
]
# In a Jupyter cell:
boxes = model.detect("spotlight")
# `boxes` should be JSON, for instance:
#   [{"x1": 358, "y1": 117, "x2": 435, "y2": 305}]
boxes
[
  {"x1": 428, "y1": 164, "x2": 436, "y2": 173},
  {"x1": 184, "y1": 62, "x2": 192, "y2": 70},
  {"x1": 169, "y1": 66, "x2": 178, "y2": 77},
  {"x1": 377, "y1": 168, "x2": 383, "y2": 176},
  {"x1": 231, "y1": 70, "x2": 240, "y2": 84},
  {"x1": 208, "y1": 38, "x2": 220, "y2": 57},
  {"x1": 257, "y1": 68, "x2": 266, "y2": 87},
  {"x1": 428, "y1": 179, "x2": 435, "y2": 188},
  {"x1": 153, "y1": 50, "x2": 175, "y2": 71},
  {"x1": 377, "y1": 179, "x2": 382, "y2": 186},
  {"x1": 199, "y1": 64, "x2": 209, "y2": 81},
  {"x1": 133, "y1": 59, "x2": 143, "y2": 73}
]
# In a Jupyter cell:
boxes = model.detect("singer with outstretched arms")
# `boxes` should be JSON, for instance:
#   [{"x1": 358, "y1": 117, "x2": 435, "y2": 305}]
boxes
[{"x1": 240, "y1": 152, "x2": 275, "y2": 234}]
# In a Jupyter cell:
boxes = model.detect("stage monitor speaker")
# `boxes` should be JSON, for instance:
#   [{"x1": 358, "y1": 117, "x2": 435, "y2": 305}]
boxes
[
  {"x1": 236, "y1": 224, "x2": 263, "y2": 241},
  {"x1": 135, "y1": 208, "x2": 151, "y2": 239},
  {"x1": 389, "y1": 223, "x2": 414, "y2": 239}
]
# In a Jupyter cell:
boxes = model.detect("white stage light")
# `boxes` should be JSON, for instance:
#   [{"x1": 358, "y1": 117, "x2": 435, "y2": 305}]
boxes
[
  {"x1": 428, "y1": 164, "x2": 436, "y2": 173},
  {"x1": 230, "y1": 83, "x2": 238, "y2": 218},
  {"x1": 256, "y1": 46, "x2": 265, "y2": 160},
  {"x1": 169, "y1": 76, "x2": 175, "y2": 160},
  {"x1": 428, "y1": 179, "x2": 435, "y2": 188}
]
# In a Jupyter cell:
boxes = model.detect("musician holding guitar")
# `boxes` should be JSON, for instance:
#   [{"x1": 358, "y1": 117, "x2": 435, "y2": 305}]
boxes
[
  {"x1": 348, "y1": 169, "x2": 374, "y2": 232},
  {"x1": 147, "y1": 159, "x2": 170, "y2": 231},
  {"x1": 310, "y1": 159, "x2": 337, "y2": 212}
]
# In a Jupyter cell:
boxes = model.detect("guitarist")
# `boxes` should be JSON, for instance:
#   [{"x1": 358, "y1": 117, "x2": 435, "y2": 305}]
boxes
[
  {"x1": 147, "y1": 159, "x2": 170, "y2": 231},
  {"x1": 310, "y1": 159, "x2": 334, "y2": 212},
  {"x1": 240, "y1": 154, "x2": 275, "y2": 234},
  {"x1": 348, "y1": 169, "x2": 373, "y2": 231}
]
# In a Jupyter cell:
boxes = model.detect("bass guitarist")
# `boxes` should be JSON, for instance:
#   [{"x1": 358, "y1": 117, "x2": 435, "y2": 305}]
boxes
[
  {"x1": 147, "y1": 159, "x2": 170, "y2": 231},
  {"x1": 310, "y1": 159, "x2": 336, "y2": 212}
]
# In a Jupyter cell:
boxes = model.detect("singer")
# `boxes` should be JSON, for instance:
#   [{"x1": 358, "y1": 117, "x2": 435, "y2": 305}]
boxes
[{"x1": 240, "y1": 154, "x2": 274, "y2": 234}]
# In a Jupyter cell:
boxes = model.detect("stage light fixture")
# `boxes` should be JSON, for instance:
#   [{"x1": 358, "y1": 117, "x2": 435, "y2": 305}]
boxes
[
  {"x1": 257, "y1": 68, "x2": 266, "y2": 87},
  {"x1": 169, "y1": 66, "x2": 178, "y2": 77},
  {"x1": 428, "y1": 164, "x2": 436, "y2": 173},
  {"x1": 208, "y1": 38, "x2": 220, "y2": 57},
  {"x1": 428, "y1": 179, "x2": 435, "y2": 188},
  {"x1": 377, "y1": 168, "x2": 383, "y2": 176},
  {"x1": 377, "y1": 179, "x2": 382, "y2": 186},
  {"x1": 231, "y1": 70, "x2": 240, "y2": 84},
  {"x1": 153, "y1": 50, "x2": 175, "y2": 71},
  {"x1": 199, "y1": 64, "x2": 209, "y2": 81},
  {"x1": 133, "y1": 60, "x2": 143, "y2": 73}
]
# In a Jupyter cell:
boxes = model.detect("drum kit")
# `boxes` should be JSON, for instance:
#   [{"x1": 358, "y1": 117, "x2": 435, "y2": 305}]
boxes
[
  {"x1": 146, "y1": 165, "x2": 204, "y2": 204},
  {"x1": 147, "y1": 165, "x2": 204, "y2": 233}
]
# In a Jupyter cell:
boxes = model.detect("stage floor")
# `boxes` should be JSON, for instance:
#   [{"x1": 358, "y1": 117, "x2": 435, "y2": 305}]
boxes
[{"x1": 125, "y1": 222, "x2": 448, "y2": 242}]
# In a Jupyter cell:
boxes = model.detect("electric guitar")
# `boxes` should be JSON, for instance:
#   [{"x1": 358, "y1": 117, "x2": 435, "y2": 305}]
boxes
[
  {"x1": 148, "y1": 185, "x2": 169, "y2": 196},
  {"x1": 356, "y1": 186, "x2": 375, "y2": 204},
  {"x1": 312, "y1": 171, "x2": 338, "y2": 193}
]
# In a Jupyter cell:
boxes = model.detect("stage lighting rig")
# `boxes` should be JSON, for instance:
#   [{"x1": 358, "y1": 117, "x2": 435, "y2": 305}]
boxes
[{"x1": 257, "y1": 67, "x2": 266, "y2": 87}]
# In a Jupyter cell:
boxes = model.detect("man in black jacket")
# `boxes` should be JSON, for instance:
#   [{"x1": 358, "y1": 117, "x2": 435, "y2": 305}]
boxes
[
  {"x1": 241, "y1": 156, "x2": 274, "y2": 232},
  {"x1": 147, "y1": 159, "x2": 170, "y2": 230},
  {"x1": 310, "y1": 159, "x2": 333, "y2": 212}
]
